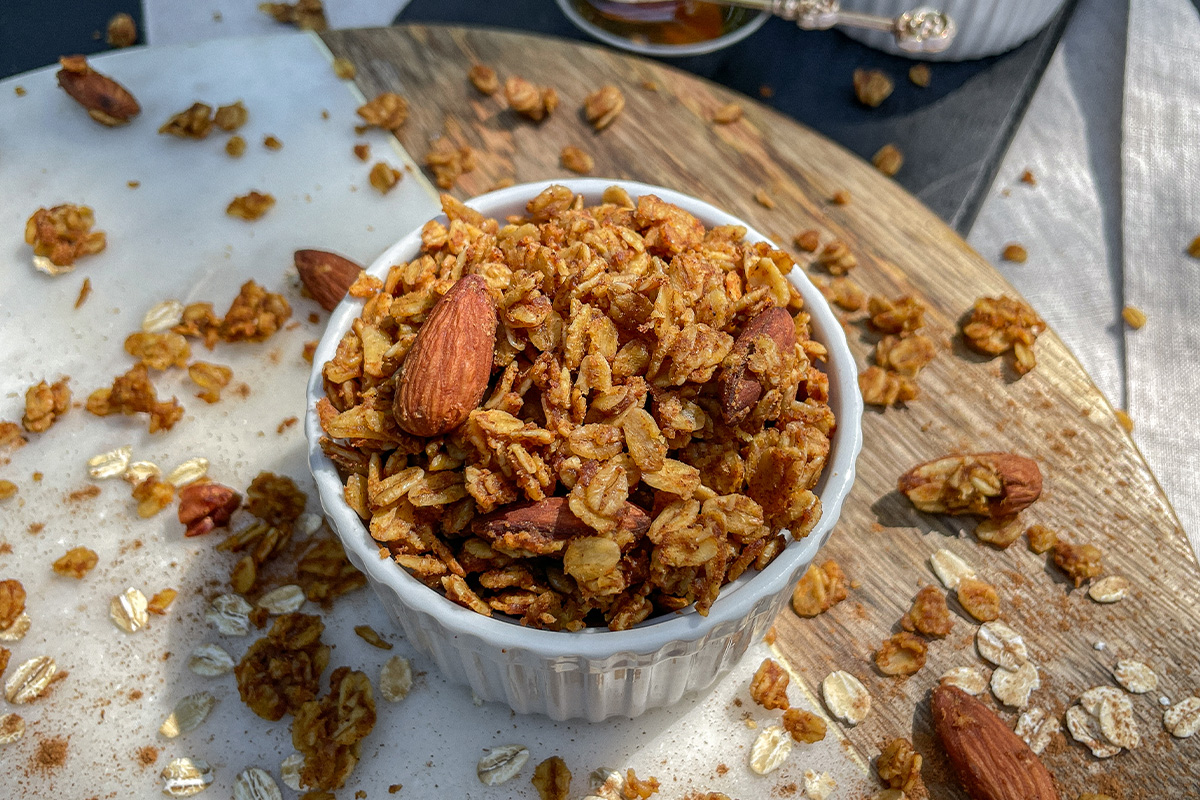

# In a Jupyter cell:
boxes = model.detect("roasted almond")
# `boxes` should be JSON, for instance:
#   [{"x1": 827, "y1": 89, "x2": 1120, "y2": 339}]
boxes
[
  {"x1": 931, "y1": 685, "x2": 1059, "y2": 800},
  {"x1": 178, "y1": 482, "x2": 241, "y2": 538},
  {"x1": 898, "y1": 453, "x2": 1041, "y2": 519},
  {"x1": 295, "y1": 249, "x2": 363, "y2": 312},
  {"x1": 393, "y1": 274, "x2": 496, "y2": 437},
  {"x1": 472, "y1": 497, "x2": 650, "y2": 556},
  {"x1": 718, "y1": 306, "x2": 796, "y2": 424},
  {"x1": 56, "y1": 55, "x2": 141, "y2": 126}
]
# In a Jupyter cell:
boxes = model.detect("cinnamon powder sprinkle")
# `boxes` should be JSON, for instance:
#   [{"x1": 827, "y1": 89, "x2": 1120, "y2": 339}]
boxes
[{"x1": 32, "y1": 736, "x2": 69, "y2": 771}]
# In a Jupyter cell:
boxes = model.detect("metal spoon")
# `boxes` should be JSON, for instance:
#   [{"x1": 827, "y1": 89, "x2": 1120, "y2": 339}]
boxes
[{"x1": 599, "y1": 0, "x2": 956, "y2": 53}]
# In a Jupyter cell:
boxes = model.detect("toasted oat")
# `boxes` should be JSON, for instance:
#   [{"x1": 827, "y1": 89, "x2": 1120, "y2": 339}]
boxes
[
  {"x1": 956, "y1": 576, "x2": 1000, "y2": 622},
  {"x1": 815, "y1": 240, "x2": 856, "y2": 275},
  {"x1": 790, "y1": 560, "x2": 847, "y2": 617},
  {"x1": 830, "y1": 189, "x2": 851, "y2": 206},
  {"x1": 125, "y1": 332, "x2": 189, "y2": 370},
  {"x1": 930, "y1": 549, "x2": 975, "y2": 590},
  {"x1": 974, "y1": 515, "x2": 1023, "y2": 548},
  {"x1": 477, "y1": 745, "x2": 530, "y2": 786},
  {"x1": 901, "y1": 585, "x2": 952, "y2": 637},
  {"x1": 1189, "y1": 236, "x2": 1200, "y2": 259},
  {"x1": 468, "y1": 64, "x2": 499, "y2": 95},
  {"x1": 754, "y1": 188, "x2": 776, "y2": 209},
  {"x1": 1025, "y1": 523, "x2": 1057, "y2": 553},
  {"x1": 782, "y1": 708, "x2": 826, "y2": 743},
  {"x1": 962, "y1": 295, "x2": 1045, "y2": 375},
  {"x1": 908, "y1": 64, "x2": 931, "y2": 87},
  {"x1": 226, "y1": 136, "x2": 247, "y2": 157},
  {"x1": 1114, "y1": 409, "x2": 1134, "y2": 432},
  {"x1": 803, "y1": 771, "x2": 836, "y2": 800},
  {"x1": 4, "y1": 655, "x2": 56, "y2": 704},
  {"x1": 160, "y1": 102, "x2": 213, "y2": 138},
  {"x1": 106, "y1": 12, "x2": 137, "y2": 46},
  {"x1": 25, "y1": 204, "x2": 106, "y2": 269},
  {"x1": 990, "y1": 660, "x2": 1039, "y2": 708},
  {"x1": 875, "y1": 334, "x2": 936, "y2": 378},
  {"x1": 876, "y1": 631, "x2": 927, "y2": 676},
  {"x1": 584, "y1": 85, "x2": 624, "y2": 130},
  {"x1": 877, "y1": 738, "x2": 923, "y2": 795},
  {"x1": 424, "y1": 136, "x2": 475, "y2": 189},
  {"x1": 749, "y1": 725, "x2": 792, "y2": 774},
  {"x1": 793, "y1": 229, "x2": 820, "y2": 252},
  {"x1": 749, "y1": 658, "x2": 790, "y2": 710},
  {"x1": 227, "y1": 191, "x2": 276, "y2": 221},
  {"x1": 1088, "y1": 575, "x2": 1129, "y2": 603},
  {"x1": 160, "y1": 691, "x2": 218, "y2": 738},
  {"x1": 132, "y1": 475, "x2": 175, "y2": 518},
  {"x1": 712, "y1": 103, "x2": 743, "y2": 124},
  {"x1": 236, "y1": 614, "x2": 330, "y2": 721},
  {"x1": 259, "y1": 0, "x2": 327, "y2": 30},
  {"x1": 560, "y1": 146, "x2": 594, "y2": 175},
  {"x1": 147, "y1": 588, "x2": 178, "y2": 615},
  {"x1": 975, "y1": 621, "x2": 1028, "y2": 671},
  {"x1": 214, "y1": 101, "x2": 248, "y2": 131},
  {"x1": 52, "y1": 547, "x2": 98, "y2": 578},
  {"x1": 21, "y1": 377, "x2": 71, "y2": 433},
  {"x1": 939, "y1": 666, "x2": 987, "y2": 696},
  {"x1": 821, "y1": 670, "x2": 870, "y2": 725},
  {"x1": 872, "y1": 144, "x2": 903, "y2": 176},
  {"x1": 331, "y1": 57, "x2": 356, "y2": 80},
  {"x1": 1122, "y1": 305, "x2": 1147, "y2": 329},
  {"x1": 0, "y1": 713, "x2": 25, "y2": 745},
  {"x1": 853, "y1": 69, "x2": 893, "y2": 107},
  {"x1": 188, "y1": 643, "x2": 236, "y2": 677},
  {"x1": 369, "y1": 161, "x2": 403, "y2": 194},
  {"x1": 1001, "y1": 243, "x2": 1027, "y2": 263},
  {"x1": 161, "y1": 757, "x2": 214, "y2": 797},
  {"x1": 623, "y1": 769, "x2": 659, "y2": 799},
  {"x1": 531, "y1": 755, "x2": 571, "y2": 800},
  {"x1": 1014, "y1": 707, "x2": 1059, "y2": 755},
  {"x1": 1113, "y1": 660, "x2": 1156, "y2": 694},
  {"x1": 0, "y1": 422, "x2": 28, "y2": 451},
  {"x1": 263, "y1": 134, "x2": 283, "y2": 151},
  {"x1": 1164, "y1": 696, "x2": 1200, "y2": 738},
  {"x1": 379, "y1": 655, "x2": 413, "y2": 702},
  {"x1": 0, "y1": 481, "x2": 16, "y2": 502},
  {"x1": 506, "y1": 77, "x2": 558, "y2": 122},
  {"x1": 354, "y1": 624, "x2": 392, "y2": 650},
  {"x1": 75, "y1": 277, "x2": 92, "y2": 307},
  {"x1": 1052, "y1": 538, "x2": 1103, "y2": 586}
]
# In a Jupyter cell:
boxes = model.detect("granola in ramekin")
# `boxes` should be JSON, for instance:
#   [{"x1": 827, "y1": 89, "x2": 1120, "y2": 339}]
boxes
[{"x1": 316, "y1": 186, "x2": 836, "y2": 631}]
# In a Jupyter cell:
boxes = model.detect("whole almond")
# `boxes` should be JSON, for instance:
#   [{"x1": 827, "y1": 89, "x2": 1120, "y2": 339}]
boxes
[
  {"x1": 56, "y1": 55, "x2": 140, "y2": 126},
  {"x1": 472, "y1": 497, "x2": 650, "y2": 555},
  {"x1": 718, "y1": 307, "x2": 796, "y2": 424},
  {"x1": 295, "y1": 249, "x2": 363, "y2": 311},
  {"x1": 898, "y1": 453, "x2": 1041, "y2": 519},
  {"x1": 393, "y1": 274, "x2": 496, "y2": 437},
  {"x1": 931, "y1": 684, "x2": 1059, "y2": 800}
]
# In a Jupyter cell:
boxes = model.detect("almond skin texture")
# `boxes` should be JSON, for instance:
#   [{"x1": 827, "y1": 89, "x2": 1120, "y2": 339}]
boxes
[
  {"x1": 56, "y1": 55, "x2": 140, "y2": 126},
  {"x1": 898, "y1": 453, "x2": 1042, "y2": 519},
  {"x1": 932, "y1": 685, "x2": 1059, "y2": 800},
  {"x1": 472, "y1": 497, "x2": 650, "y2": 556},
  {"x1": 393, "y1": 274, "x2": 496, "y2": 437},
  {"x1": 295, "y1": 249, "x2": 363, "y2": 311},
  {"x1": 718, "y1": 306, "x2": 796, "y2": 424}
]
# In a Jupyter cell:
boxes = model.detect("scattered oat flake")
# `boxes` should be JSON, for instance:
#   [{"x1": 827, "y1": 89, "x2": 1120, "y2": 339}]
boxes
[
  {"x1": 110, "y1": 587, "x2": 149, "y2": 633},
  {"x1": 1113, "y1": 660, "x2": 1157, "y2": 694},
  {"x1": 1122, "y1": 305, "x2": 1147, "y2": 329},
  {"x1": 749, "y1": 725, "x2": 792, "y2": 774},
  {"x1": 379, "y1": 655, "x2": 413, "y2": 702},
  {"x1": 188, "y1": 643, "x2": 235, "y2": 676},
  {"x1": 354, "y1": 624, "x2": 392, "y2": 649},
  {"x1": 754, "y1": 188, "x2": 775, "y2": 209},
  {"x1": 233, "y1": 767, "x2": 283, "y2": 800},
  {"x1": 149, "y1": 592, "x2": 177, "y2": 616},
  {"x1": 227, "y1": 191, "x2": 275, "y2": 221},
  {"x1": 1014, "y1": 707, "x2": 1059, "y2": 755},
  {"x1": 803, "y1": 770, "x2": 836, "y2": 800},
  {"x1": 0, "y1": 713, "x2": 25, "y2": 745},
  {"x1": 1115, "y1": 409, "x2": 1134, "y2": 432},
  {"x1": 280, "y1": 753, "x2": 308, "y2": 791},
  {"x1": 477, "y1": 744, "x2": 530, "y2": 786},
  {"x1": 821, "y1": 670, "x2": 871, "y2": 725},
  {"x1": 1002, "y1": 243, "x2": 1027, "y2": 263},
  {"x1": 713, "y1": 102, "x2": 743, "y2": 124},
  {"x1": 939, "y1": 666, "x2": 987, "y2": 696},
  {"x1": 5, "y1": 655, "x2": 57, "y2": 704},
  {"x1": 1164, "y1": 696, "x2": 1200, "y2": 738},
  {"x1": 588, "y1": 767, "x2": 624, "y2": 798},
  {"x1": 295, "y1": 512, "x2": 323, "y2": 539},
  {"x1": 990, "y1": 660, "x2": 1039, "y2": 708},
  {"x1": 1066, "y1": 705, "x2": 1121, "y2": 757},
  {"x1": 124, "y1": 460, "x2": 161, "y2": 485},
  {"x1": 531, "y1": 755, "x2": 571, "y2": 800},
  {"x1": 930, "y1": 549, "x2": 975, "y2": 590},
  {"x1": 1188, "y1": 235, "x2": 1200, "y2": 259},
  {"x1": 143, "y1": 299, "x2": 185, "y2": 332},
  {"x1": 1088, "y1": 575, "x2": 1130, "y2": 603},
  {"x1": 908, "y1": 64, "x2": 931, "y2": 87},
  {"x1": 52, "y1": 547, "x2": 99, "y2": 578},
  {"x1": 0, "y1": 612, "x2": 31, "y2": 641},
  {"x1": 162, "y1": 757, "x2": 214, "y2": 797},
  {"x1": 1020, "y1": 169, "x2": 1037, "y2": 185},
  {"x1": 258, "y1": 584, "x2": 306, "y2": 614},
  {"x1": 160, "y1": 691, "x2": 217, "y2": 738},
  {"x1": 87, "y1": 445, "x2": 133, "y2": 478},
  {"x1": 0, "y1": 481, "x2": 17, "y2": 501},
  {"x1": 205, "y1": 593, "x2": 253, "y2": 636},
  {"x1": 165, "y1": 457, "x2": 209, "y2": 487},
  {"x1": 1080, "y1": 685, "x2": 1125, "y2": 717},
  {"x1": 75, "y1": 277, "x2": 92, "y2": 308},
  {"x1": 1098, "y1": 692, "x2": 1140, "y2": 749}
]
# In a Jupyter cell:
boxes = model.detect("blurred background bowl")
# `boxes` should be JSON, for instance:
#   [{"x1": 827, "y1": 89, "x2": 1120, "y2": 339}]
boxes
[{"x1": 554, "y1": 0, "x2": 770, "y2": 56}]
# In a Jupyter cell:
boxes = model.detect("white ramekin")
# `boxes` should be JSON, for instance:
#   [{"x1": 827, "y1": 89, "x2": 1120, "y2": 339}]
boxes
[
  {"x1": 305, "y1": 178, "x2": 863, "y2": 721},
  {"x1": 840, "y1": 0, "x2": 1069, "y2": 60}
]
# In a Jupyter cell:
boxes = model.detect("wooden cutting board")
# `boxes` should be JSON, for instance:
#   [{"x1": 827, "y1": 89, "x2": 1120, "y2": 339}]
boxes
[{"x1": 322, "y1": 25, "x2": 1200, "y2": 798}]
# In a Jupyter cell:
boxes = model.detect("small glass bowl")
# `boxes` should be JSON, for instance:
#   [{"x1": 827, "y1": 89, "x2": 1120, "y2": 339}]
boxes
[{"x1": 554, "y1": 0, "x2": 770, "y2": 57}]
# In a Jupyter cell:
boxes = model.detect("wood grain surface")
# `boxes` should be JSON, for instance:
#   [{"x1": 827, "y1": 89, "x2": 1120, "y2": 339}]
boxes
[{"x1": 322, "y1": 25, "x2": 1199, "y2": 798}]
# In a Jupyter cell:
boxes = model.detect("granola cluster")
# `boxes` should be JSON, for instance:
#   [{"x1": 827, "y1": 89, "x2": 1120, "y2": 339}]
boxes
[
  {"x1": 291, "y1": 667, "x2": 376, "y2": 791},
  {"x1": 318, "y1": 187, "x2": 836, "y2": 630},
  {"x1": 174, "y1": 280, "x2": 292, "y2": 349},
  {"x1": 962, "y1": 295, "x2": 1045, "y2": 375},
  {"x1": 235, "y1": 613, "x2": 331, "y2": 721},
  {"x1": 25, "y1": 204, "x2": 107, "y2": 268},
  {"x1": 22, "y1": 378, "x2": 71, "y2": 433},
  {"x1": 859, "y1": 294, "x2": 936, "y2": 407}
]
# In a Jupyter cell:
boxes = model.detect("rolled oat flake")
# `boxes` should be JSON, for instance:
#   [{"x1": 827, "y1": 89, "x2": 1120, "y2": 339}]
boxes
[
  {"x1": 159, "y1": 691, "x2": 217, "y2": 738},
  {"x1": 1164, "y1": 696, "x2": 1200, "y2": 738},
  {"x1": 161, "y1": 757, "x2": 214, "y2": 797},
  {"x1": 0, "y1": 712, "x2": 25, "y2": 745},
  {"x1": 188, "y1": 643, "x2": 235, "y2": 676},
  {"x1": 476, "y1": 744, "x2": 530, "y2": 785},
  {"x1": 5, "y1": 655, "x2": 57, "y2": 704},
  {"x1": 233, "y1": 767, "x2": 283, "y2": 800},
  {"x1": 821, "y1": 670, "x2": 871, "y2": 725},
  {"x1": 749, "y1": 725, "x2": 793, "y2": 774},
  {"x1": 1113, "y1": 659, "x2": 1157, "y2": 694},
  {"x1": 205, "y1": 593, "x2": 253, "y2": 636}
]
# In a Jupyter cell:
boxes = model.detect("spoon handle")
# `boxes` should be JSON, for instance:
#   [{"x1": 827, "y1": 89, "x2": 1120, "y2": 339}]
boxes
[{"x1": 769, "y1": 0, "x2": 956, "y2": 53}]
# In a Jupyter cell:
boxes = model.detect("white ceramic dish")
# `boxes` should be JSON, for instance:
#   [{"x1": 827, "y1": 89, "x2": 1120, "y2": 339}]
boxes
[
  {"x1": 306, "y1": 178, "x2": 863, "y2": 721},
  {"x1": 553, "y1": 0, "x2": 769, "y2": 57},
  {"x1": 840, "y1": 0, "x2": 1070, "y2": 60}
]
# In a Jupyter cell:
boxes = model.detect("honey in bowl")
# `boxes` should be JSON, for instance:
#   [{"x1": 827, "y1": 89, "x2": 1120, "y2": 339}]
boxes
[{"x1": 569, "y1": 0, "x2": 759, "y2": 46}]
